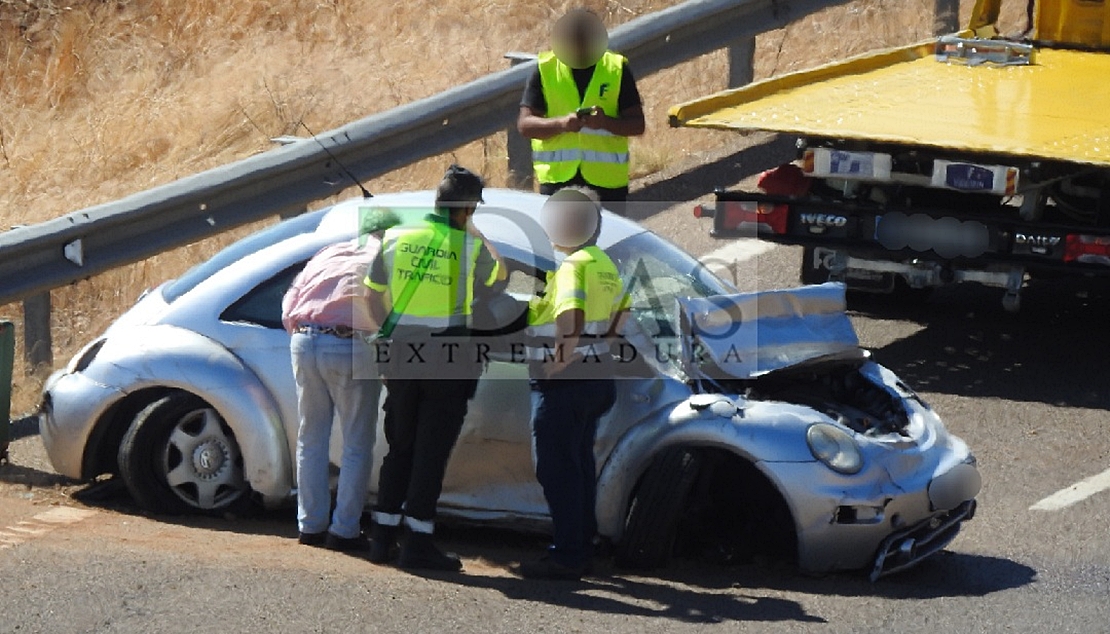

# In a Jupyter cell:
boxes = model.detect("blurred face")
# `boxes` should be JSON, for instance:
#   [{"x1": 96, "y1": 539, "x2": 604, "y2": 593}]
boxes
[
  {"x1": 541, "y1": 191, "x2": 599, "y2": 250},
  {"x1": 552, "y1": 11, "x2": 609, "y2": 69}
]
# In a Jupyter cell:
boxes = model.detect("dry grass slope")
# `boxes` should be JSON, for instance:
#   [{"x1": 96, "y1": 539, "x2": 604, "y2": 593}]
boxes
[{"x1": 0, "y1": 0, "x2": 1030, "y2": 413}]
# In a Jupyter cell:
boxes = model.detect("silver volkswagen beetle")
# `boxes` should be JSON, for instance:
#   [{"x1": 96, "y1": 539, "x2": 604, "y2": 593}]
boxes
[{"x1": 39, "y1": 189, "x2": 980, "y2": 580}]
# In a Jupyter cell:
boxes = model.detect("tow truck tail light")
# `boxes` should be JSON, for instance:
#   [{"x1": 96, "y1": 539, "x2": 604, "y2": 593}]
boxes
[
  {"x1": 1064, "y1": 234, "x2": 1110, "y2": 266},
  {"x1": 802, "y1": 150, "x2": 816, "y2": 174},
  {"x1": 719, "y1": 201, "x2": 788, "y2": 235},
  {"x1": 1004, "y1": 167, "x2": 1019, "y2": 196}
]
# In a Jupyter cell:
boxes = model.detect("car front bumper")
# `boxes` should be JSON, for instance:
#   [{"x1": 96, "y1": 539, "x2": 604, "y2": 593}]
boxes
[
  {"x1": 763, "y1": 457, "x2": 981, "y2": 576},
  {"x1": 39, "y1": 370, "x2": 124, "y2": 480}
]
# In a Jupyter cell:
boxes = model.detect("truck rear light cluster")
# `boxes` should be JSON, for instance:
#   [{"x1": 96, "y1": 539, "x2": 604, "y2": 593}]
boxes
[
  {"x1": 1064, "y1": 234, "x2": 1110, "y2": 266},
  {"x1": 694, "y1": 201, "x2": 788, "y2": 235}
]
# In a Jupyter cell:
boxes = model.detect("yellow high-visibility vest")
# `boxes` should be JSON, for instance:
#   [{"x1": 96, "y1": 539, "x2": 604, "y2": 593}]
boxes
[
  {"x1": 527, "y1": 245, "x2": 631, "y2": 360},
  {"x1": 532, "y1": 50, "x2": 631, "y2": 189},
  {"x1": 366, "y1": 214, "x2": 497, "y2": 330}
]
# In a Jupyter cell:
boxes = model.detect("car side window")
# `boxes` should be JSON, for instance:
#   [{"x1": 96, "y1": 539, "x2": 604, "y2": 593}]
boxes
[
  {"x1": 505, "y1": 268, "x2": 546, "y2": 297},
  {"x1": 220, "y1": 262, "x2": 306, "y2": 330}
]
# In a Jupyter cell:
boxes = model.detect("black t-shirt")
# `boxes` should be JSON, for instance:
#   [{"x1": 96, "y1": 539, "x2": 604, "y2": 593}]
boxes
[{"x1": 520, "y1": 60, "x2": 642, "y2": 115}]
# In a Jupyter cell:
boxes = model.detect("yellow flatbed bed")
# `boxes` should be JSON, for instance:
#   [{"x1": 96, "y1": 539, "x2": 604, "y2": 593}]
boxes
[{"x1": 669, "y1": 42, "x2": 1110, "y2": 168}]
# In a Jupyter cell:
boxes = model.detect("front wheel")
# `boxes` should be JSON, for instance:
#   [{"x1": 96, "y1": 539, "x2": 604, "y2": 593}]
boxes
[
  {"x1": 615, "y1": 447, "x2": 703, "y2": 570},
  {"x1": 117, "y1": 393, "x2": 248, "y2": 515}
]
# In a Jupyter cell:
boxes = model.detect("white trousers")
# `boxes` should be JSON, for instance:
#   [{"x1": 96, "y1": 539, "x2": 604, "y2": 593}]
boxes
[{"x1": 292, "y1": 332, "x2": 381, "y2": 539}]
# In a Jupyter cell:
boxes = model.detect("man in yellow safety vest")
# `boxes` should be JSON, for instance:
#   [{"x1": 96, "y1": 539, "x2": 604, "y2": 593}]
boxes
[
  {"x1": 517, "y1": 187, "x2": 631, "y2": 580},
  {"x1": 364, "y1": 164, "x2": 504, "y2": 572},
  {"x1": 518, "y1": 8, "x2": 646, "y2": 216}
]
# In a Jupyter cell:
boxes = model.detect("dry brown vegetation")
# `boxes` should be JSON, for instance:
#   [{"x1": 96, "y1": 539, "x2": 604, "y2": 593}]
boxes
[{"x1": 1, "y1": 0, "x2": 1031, "y2": 413}]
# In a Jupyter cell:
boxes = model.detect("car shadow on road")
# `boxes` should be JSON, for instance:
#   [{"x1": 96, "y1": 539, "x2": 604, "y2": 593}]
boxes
[
  {"x1": 416, "y1": 566, "x2": 827, "y2": 625},
  {"x1": 851, "y1": 277, "x2": 1110, "y2": 410},
  {"x1": 420, "y1": 526, "x2": 1033, "y2": 623},
  {"x1": 699, "y1": 551, "x2": 1038, "y2": 601},
  {"x1": 68, "y1": 475, "x2": 299, "y2": 539},
  {"x1": 0, "y1": 461, "x2": 73, "y2": 488}
]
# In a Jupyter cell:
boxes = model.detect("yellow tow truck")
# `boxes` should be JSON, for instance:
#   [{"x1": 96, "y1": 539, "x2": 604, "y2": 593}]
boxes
[{"x1": 671, "y1": 0, "x2": 1110, "y2": 311}]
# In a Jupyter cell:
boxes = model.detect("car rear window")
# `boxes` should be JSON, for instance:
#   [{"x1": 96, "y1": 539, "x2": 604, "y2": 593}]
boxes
[
  {"x1": 219, "y1": 262, "x2": 306, "y2": 330},
  {"x1": 162, "y1": 210, "x2": 326, "y2": 303}
]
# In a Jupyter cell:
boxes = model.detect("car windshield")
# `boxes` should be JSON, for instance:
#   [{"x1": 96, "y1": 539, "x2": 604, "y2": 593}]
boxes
[
  {"x1": 607, "y1": 231, "x2": 731, "y2": 375},
  {"x1": 162, "y1": 211, "x2": 326, "y2": 303}
]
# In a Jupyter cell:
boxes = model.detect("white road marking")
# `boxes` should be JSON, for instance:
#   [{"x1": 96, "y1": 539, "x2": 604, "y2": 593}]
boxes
[
  {"x1": 32, "y1": 507, "x2": 98, "y2": 524},
  {"x1": 698, "y1": 238, "x2": 776, "y2": 267},
  {"x1": 697, "y1": 239, "x2": 777, "y2": 287},
  {"x1": 7, "y1": 525, "x2": 47, "y2": 535},
  {"x1": 0, "y1": 534, "x2": 26, "y2": 546},
  {"x1": 0, "y1": 507, "x2": 97, "y2": 549},
  {"x1": 1030, "y1": 467, "x2": 1110, "y2": 511}
]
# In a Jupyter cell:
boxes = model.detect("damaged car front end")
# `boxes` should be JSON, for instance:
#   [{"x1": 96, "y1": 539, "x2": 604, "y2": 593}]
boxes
[{"x1": 652, "y1": 283, "x2": 981, "y2": 579}]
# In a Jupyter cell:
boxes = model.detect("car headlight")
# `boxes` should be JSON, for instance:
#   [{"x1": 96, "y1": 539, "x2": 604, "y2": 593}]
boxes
[{"x1": 806, "y1": 423, "x2": 863, "y2": 474}]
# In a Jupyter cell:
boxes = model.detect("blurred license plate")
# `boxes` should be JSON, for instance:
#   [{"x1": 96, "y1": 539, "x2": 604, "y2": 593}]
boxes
[{"x1": 875, "y1": 213, "x2": 991, "y2": 258}]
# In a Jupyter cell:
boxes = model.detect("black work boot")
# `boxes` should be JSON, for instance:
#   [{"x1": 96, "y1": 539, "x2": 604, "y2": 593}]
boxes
[
  {"x1": 398, "y1": 530, "x2": 463, "y2": 572},
  {"x1": 367, "y1": 523, "x2": 400, "y2": 564}
]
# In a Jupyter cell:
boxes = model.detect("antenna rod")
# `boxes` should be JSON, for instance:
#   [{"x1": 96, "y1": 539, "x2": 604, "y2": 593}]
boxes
[{"x1": 300, "y1": 121, "x2": 373, "y2": 199}]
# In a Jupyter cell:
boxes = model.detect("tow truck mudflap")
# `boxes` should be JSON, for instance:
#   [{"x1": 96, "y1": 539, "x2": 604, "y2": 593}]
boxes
[{"x1": 869, "y1": 499, "x2": 977, "y2": 582}]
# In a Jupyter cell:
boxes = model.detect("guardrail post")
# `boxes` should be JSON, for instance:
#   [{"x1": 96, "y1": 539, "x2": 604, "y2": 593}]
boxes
[
  {"x1": 934, "y1": 0, "x2": 960, "y2": 35},
  {"x1": 1, "y1": 321, "x2": 14, "y2": 462},
  {"x1": 505, "y1": 52, "x2": 537, "y2": 191},
  {"x1": 728, "y1": 37, "x2": 757, "y2": 88},
  {"x1": 22, "y1": 292, "x2": 52, "y2": 373}
]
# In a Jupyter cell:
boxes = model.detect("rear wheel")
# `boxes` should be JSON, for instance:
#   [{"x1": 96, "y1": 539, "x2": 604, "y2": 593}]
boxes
[
  {"x1": 117, "y1": 393, "x2": 247, "y2": 515},
  {"x1": 616, "y1": 447, "x2": 704, "y2": 570}
]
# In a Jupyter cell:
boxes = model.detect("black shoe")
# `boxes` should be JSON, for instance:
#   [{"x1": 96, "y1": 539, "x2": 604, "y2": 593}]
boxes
[
  {"x1": 368, "y1": 523, "x2": 400, "y2": 564},
  {"x1": 398, "y1": 531, "x2": 463, "y2": 572},
  {"x1": 325, "y1": 532, "x2": 371, "y2": 552},
  {"x1": 298, "y1": 531, "x2": 327, "y2": 546},
  {"x1": 518, "y1": 556, "x2": 586, "y2": 580}
]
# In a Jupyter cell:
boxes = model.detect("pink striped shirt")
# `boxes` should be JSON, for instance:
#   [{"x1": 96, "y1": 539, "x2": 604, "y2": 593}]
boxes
[{"x1": 281, "y1": 237, "x2": 380, "y2": 334}]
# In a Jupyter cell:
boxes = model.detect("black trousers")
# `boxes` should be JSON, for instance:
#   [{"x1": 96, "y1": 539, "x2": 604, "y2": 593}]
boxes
[
  {"x1": 540, "y1": 173, "x2": 628, "y2": 216},
  {"x1": 530, "y1": 377, "x2": 616, "y2": 567},
  {"x1": 375, "y1": 377, "x2": 473, "y2": 524}
]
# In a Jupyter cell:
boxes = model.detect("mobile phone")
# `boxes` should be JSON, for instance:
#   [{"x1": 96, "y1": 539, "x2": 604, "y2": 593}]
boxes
[{"x1": 575, "y1": 107, "x2": 596, "y2": 117}]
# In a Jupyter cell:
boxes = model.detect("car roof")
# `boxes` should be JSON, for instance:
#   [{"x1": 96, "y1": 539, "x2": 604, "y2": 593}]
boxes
[
  {"x1": 161, "y1": 188, "x2": 649, "y2": 308},
  {"x1": 314, "y1": 188, "x2": 646, "y2": 253}
]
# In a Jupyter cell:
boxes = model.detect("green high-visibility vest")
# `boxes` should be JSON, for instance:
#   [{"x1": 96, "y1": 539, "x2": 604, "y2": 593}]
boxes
[
  {"x1": 367, "y1": 214, "x2": 496, "y2": 331},
  {"x1": 532, "y1": 50, "x2": 630, "y2": 189}
]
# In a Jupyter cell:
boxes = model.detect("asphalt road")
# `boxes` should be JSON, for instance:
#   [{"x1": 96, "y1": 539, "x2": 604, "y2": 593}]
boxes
[{"x1": 2, "y1": 135, "x2": 1110, "y2": 633}]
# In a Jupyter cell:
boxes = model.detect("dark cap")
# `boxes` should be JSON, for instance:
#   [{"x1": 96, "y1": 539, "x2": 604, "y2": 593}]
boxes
[{"x1": 436, "y1": 164, "x2": 485, "y2": 209}]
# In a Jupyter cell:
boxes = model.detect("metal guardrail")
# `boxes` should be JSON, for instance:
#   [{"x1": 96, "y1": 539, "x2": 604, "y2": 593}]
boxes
[
  {"x1": 0, "y1": 0, "x2": 959, "y2": 370},
  {"x1": 0, "y1": 0, "x2": 863, "y2": 309}
]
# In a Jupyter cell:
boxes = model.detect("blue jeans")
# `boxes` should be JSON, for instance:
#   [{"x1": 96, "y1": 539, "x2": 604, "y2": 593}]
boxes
[
  {"x1": 530, "y1": 378, "x2": 616, "y2": 567},
  {"x1": 292, "y1": 332, "x2": 381, "y2": 539}
]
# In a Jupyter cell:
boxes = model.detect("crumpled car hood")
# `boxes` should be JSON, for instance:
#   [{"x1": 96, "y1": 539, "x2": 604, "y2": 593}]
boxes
[{"x1": 677, "y1": 282, "x2": 861, "y2": 380}]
